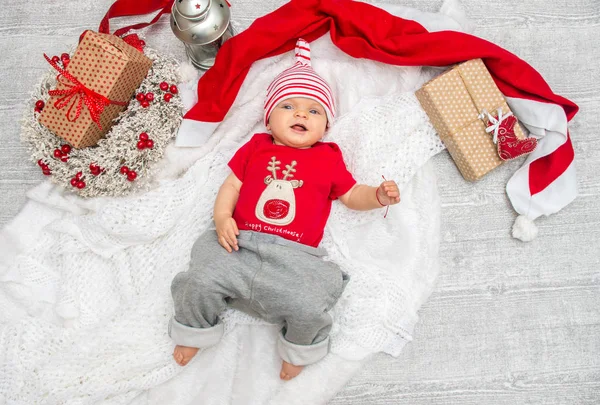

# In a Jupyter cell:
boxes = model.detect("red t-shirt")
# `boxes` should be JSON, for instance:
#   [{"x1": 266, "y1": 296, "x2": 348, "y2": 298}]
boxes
[{"x1": 228, "y1": 133, "x2": 356, "y2": 247}]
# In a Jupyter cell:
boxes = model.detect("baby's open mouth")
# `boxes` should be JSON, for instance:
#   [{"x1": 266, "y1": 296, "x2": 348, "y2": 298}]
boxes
[{"x1": 291, "y1": 124, "x2": 307, "y2": 132}]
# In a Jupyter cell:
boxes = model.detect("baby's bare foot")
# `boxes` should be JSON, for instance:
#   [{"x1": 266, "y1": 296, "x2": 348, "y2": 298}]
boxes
[
  {"x1": 173, "y1": 345, "x2": 199, "y2": 366},
  {"x1": 280, "y1": 360, "x2": 304, "y2": 380}
]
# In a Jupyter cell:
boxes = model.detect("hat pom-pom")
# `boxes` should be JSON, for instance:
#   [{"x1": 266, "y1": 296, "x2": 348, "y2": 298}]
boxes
[
  {"x1": 295, "y1": 38, "x2": 311, "y2": 66},
  {"x1": 512, "y1": 215, "x2": 538, "y2": 242}
]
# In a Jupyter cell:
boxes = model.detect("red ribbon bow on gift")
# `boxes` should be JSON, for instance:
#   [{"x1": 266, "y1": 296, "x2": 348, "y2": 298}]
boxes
[{"x1": 44, "y1": 53, "x2": 127, "y2": 130}]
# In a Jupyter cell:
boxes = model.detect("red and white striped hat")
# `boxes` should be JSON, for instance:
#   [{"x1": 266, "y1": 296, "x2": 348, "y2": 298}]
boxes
[{"x1": 263, "y1": 38, "x2": 335, "y2": 127}]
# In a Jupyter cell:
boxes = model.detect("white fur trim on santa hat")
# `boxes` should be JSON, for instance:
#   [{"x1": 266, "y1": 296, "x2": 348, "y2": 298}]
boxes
[
  {"x1": 505, "y1": 97, "x2": 575, "y2": 228},
  {"x1": 175, "y1": 119, "x2": 220, "y2": 147},
  {"x1": 178, "y1": 61, "x2": 201, "y2": 85}
]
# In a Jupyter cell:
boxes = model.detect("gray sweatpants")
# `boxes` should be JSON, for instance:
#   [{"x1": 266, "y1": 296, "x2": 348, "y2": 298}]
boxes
[{"x1": 169, "y1": 230, "x2": 349, "y2": 366}]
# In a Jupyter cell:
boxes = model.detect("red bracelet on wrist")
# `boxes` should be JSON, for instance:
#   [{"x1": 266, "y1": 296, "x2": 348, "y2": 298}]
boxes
[
  {"x1": 378, "y1": 175, "x2": 391, "y2": 218},
  {"x1": 375, "y1": 188, "x2": 387, "y2": 207}
]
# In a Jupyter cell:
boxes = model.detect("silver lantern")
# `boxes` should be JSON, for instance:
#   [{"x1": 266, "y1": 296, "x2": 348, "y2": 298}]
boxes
[{"x1": 170, "y1": 0, "x2": 235, "y2": 70}]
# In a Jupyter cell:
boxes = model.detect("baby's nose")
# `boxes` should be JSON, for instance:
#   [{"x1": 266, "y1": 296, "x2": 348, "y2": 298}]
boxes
[{"x1": 294, "y1": 109, "x2": 307, "y2": 118}]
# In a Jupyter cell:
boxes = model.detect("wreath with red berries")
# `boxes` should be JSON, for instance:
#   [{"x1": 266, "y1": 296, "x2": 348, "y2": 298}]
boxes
[{"x1": 21, "y1": 44, "x2": 184, "y2": 198}]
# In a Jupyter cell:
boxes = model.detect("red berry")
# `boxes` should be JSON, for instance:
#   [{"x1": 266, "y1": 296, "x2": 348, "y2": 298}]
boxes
[
  {"x1": 76, "y1": 181, "x2": 86, "y2": 189},
  {"x1": 169, "y1": 85, "x2": 178, "y2": 94},
  {"x1": 120, "y1": 166, "x2": 129, "y2": 175},
  {"x1": 139, "y1": 40, "x2": 146, "y2": 47},
  {"x1": 159, "y1": 81, "x2": 169, "y2": 91},
  {"x1": 61, "y1": 53, "x2": 70, "y2": 61},
  {"x1": 60, "y1": 155, "x2": 69, "y2": 163},
  {"x1": 127, "y1": 171, "x2": 137, "y2": 181},
  {"x1": 139, "y1": 132, "x2": 149, "y2": 141},
  {"x1": 61, "y1": 144, "x2": 72, "y2": 154},
  {"x1": 145, "y1": 93, "x2": 154, "y2": 102},
  {"x1": 136, "y1": 93, "x2": 146, "y2": 102},
  {"x1": 75, "y1": 171, "x2": 83, "y2": 179},
  {"x1": 51, "y1": 55, "x2": 60, "y2": 64},
  {"x1": 63, "y1": 60, "x2": 69, "y2": 68},
  {"x1": 70, "y1": 178, "x2": 79, "y2": 187},
  {"x1": 145, "y1": 139, "x2": 154, "y2": 149},
  {"x1": 35, "y1": 100, "x2": 45, "y2": 110},
  {"x1": 37, "y1": 159, "x2": 45, "y2": 167},
  {"x1": 163, "y1": 93, "x2": 172, "y2": 102},
  {"x1": 41, "y1": 163, "x2": 49, "y2": 170},
  {"x1": 53, "y1": 149, "x2": 62, "y2": 158},
  {"x1": 90, "y1": 165, "x2": 101, "y2": 175},
  {"x1": 141, "y1": 100, "x2": 150, "y2": 108},
  {"x1": 136, "y1": 140, "x2": 147, "y2": 150},
  {"x1": 42, "y1": 169, "x2": 51, "y2": 176}
]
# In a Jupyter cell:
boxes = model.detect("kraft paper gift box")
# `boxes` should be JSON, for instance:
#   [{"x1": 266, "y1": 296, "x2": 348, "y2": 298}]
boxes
[
  {"x1": 39, "y1": 31, "x2": 152, "y2": 148},
  {"x1": 416, "y1": 58, "x2": 527, "y2": 181}
]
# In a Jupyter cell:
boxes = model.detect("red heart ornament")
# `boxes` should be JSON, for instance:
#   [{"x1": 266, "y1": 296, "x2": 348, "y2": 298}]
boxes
[{"x1": 489, "y1": 114, "x2": 538, "y2": 161}]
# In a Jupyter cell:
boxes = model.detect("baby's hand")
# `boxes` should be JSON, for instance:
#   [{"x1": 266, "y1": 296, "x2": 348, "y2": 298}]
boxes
[
  {"x1": 215, "y1": 215, "x2": 240, "y2": 253},
  {"x1": 376, "y1": 180, "x2": 401, "y2": 206}
]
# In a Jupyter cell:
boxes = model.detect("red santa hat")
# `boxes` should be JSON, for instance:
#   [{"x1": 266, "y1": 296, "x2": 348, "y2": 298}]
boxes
[
  {"x1": 263, "y1": 38, "x2": 335, "y2": 127},
  {"x1": 168, "y1": 0, "x2": 578, "y2": 241}
]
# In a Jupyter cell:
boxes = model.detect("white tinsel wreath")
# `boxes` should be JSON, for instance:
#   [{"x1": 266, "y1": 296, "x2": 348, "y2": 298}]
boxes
[{"x1": 20, "y1": 46, "x2": 184, "y2": 198}]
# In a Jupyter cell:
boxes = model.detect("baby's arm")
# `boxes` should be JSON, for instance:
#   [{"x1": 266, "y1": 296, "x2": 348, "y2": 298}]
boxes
[
  {"x1": 338, "y1": 181, "x2": 401, "y2": 211},
  {"x1": 214, "y1": 172, "x2": 243, "y2": 252}
]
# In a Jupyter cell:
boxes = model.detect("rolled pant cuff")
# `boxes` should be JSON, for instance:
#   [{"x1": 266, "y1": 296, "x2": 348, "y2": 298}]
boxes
[
  {"x1": 277, "y1": 333, "x2": 329, "y2": 366},
  {"x1": 168, "y1": 317, "x2": 224, "y2": 348}
]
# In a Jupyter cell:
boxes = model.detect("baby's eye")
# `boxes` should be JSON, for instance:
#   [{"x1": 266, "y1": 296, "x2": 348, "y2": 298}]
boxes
[
  {"x1": 309, "y1": 109, "x2": 321, "y2": 115},
  {"x1": 281, "y1": 104, "x2": 293, "y2": 110}
]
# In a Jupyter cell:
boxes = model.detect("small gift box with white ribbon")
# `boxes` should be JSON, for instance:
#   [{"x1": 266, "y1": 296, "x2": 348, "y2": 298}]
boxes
[
  {"x1": 416, "y1": 58, "x2": 537, "y2": 181},
  {"x1": 39, "y1": 31, "x2": 152, "y2": 148}
]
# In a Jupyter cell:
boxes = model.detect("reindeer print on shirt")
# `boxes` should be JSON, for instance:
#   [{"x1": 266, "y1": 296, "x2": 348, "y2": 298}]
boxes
[{"x1": 255, "y1": 156, "x2": 304, "y2": 226}]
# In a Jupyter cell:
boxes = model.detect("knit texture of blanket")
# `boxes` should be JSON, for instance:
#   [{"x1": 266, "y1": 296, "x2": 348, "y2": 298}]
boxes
[{"x1": 0, "y1": 2, "x2": 468, "y2": 404}]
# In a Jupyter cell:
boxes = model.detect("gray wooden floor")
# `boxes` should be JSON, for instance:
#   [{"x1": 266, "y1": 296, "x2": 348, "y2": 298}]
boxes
[{"x1": 1, "y1": 0, "x2": 598, "y2": 403}]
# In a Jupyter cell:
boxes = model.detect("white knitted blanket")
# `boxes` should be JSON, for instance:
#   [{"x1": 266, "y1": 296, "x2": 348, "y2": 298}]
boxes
[{"x1": 0, "y1": 3, "x2": 468, "y2": 404}]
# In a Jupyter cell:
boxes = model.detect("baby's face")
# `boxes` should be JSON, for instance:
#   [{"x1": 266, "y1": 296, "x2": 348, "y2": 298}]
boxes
[{"x1": 267, "y1": 97, "x2": 327, "y2": 149}]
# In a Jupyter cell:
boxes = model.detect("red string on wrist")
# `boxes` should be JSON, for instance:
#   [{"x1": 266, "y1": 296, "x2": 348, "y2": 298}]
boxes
[
  {"x1": 375, "y1": 188, "x2": 386, "y2": 207},
  {"x1": 378, "y1": 175, "x2": 390, "y2": 219}
]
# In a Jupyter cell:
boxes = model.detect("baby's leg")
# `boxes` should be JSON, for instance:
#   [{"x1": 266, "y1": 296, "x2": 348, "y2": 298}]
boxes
[
  {"x1": 279, "y1": 312, "x2": 333, "y2": 380},
  {"x1": 169, "y1": 231, "x2": 256, "y2": 366},
  {"x1": 248, "y1": 236, "x2": 346, "y2": 380},
  {"x1": 171, "y1": 270, "x2": 228, "y2": 329},
  {"x1": 170, "y1": 270, "x2": 229, "y2": 366}
]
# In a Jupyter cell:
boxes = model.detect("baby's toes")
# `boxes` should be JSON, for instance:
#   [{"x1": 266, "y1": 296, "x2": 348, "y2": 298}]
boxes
[{"x1": 173, "y1": 350, "x2": 184, "y2": 365}]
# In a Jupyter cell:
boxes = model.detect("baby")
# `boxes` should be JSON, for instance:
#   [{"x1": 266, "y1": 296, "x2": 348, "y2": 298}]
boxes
[{"x1": 168, "y1": 39, "x2": 400, "y2": 380}]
